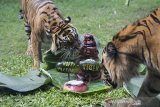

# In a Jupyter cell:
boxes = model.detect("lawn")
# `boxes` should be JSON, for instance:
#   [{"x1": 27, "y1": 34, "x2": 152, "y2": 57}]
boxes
[{"x1": 0, "y1": 0, "x2": 160, "y2": 106}]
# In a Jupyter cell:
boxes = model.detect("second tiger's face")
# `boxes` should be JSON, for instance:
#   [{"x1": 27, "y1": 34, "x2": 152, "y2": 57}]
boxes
[{"x1": 101, "y1": 42, "x2": 140, "y2": 84}]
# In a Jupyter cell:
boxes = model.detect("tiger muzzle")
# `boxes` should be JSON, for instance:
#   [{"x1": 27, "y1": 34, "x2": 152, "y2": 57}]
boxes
[
  {"x1": 100, "y1": 64, "x2": 117, "y2": 88},
  {"x1": 46, "y1": 29, "x2": 52, "y2": 37}
]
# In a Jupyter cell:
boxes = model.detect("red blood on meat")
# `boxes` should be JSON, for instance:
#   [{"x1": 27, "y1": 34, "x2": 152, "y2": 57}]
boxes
[{"x1": 63, "y1": 80, "x2": 88, "y2": 92}]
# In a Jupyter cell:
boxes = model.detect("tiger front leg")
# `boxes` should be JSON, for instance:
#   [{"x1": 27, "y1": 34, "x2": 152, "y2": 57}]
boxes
[
  {"x1": 31, "y1": 32, "x2": 42, "y2": 69},
  {"x1": 24, "y1": 24, "x2": 32, "y2": 55},
  {"x1": 26, "y1": 39, "x2": 33, "y2": 55}
]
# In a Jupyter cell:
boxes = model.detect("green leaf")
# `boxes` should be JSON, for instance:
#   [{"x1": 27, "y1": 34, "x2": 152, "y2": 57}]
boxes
[
  {"x1": 42, "y1": 50, "x2": 62, "y2": 70},
  {"x1": 123, "y1": 76, "x2": 145, "y2": 97},
  {"x1": 123, "y1": 65, "x2": 146, "y2": 97},
  {"x1": 138, "y1": 64, "x2": 147, "y2": 75},
  {"x1": 0, "y1": 70, "x2": 50, "y2": 92}
]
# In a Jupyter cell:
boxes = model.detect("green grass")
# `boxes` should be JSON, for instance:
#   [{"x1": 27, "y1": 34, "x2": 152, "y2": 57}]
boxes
[{"x1": 0, "y1": 0, "x2": 160, "y2": 106}]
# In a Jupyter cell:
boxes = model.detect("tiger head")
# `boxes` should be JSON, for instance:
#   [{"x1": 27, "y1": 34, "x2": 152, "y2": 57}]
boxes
[
  {"x1": 40, "y1": 4, "x2": 80, "y2": 59},
  {"x1": 101, "y1": 28, "x2": 142, "y2": 84},
  {"x1": 47, "y1": 17, "x2": 80, "y2": 51}
]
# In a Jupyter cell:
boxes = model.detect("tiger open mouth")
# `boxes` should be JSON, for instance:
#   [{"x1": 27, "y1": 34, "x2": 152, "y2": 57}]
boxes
[{"x1": 100, "y1": 64, "x2": 117, "y2": 88}]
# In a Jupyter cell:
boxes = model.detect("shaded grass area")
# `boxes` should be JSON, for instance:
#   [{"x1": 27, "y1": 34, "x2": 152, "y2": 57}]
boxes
[{"x1": 0, "y1": 0, "x2": 160, "y2": 106}]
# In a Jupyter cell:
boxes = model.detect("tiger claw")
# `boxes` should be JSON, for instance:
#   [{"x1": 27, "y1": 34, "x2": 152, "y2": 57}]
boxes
[
  {"x1": 32, "y1": 65, "x2": 40, "y2": 70},
  {"x1": 32, "y1": 60, "x2": 40, "y2": 69}
]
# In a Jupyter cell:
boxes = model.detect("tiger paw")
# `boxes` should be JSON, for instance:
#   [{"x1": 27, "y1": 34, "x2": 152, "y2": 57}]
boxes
[
  {"x1": 32, "y1": 62, "x2": 40, "y2": 70},
  {"x1": 32, "y1": 65, "x2": 40, "y2": 70},
  {"x1": 25, "y1": 49, "x2": 33, "y2": 56}
]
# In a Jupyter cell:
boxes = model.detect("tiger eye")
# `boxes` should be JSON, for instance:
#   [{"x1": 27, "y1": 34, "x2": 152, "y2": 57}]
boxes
[
  {"x1": 66, "y1": 30, "x2": 71, "y2": 33},
  {"x1": 63, "y1": 34, "x2": 66, "y2": 37}
]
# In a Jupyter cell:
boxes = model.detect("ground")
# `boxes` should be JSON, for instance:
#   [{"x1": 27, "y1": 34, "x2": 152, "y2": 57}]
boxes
[{"x1": 0, "y1": 0, "x2": 160, "y2": 106}]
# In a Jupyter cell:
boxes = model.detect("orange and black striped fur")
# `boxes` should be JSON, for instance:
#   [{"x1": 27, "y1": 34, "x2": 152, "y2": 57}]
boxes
[
  {"x1": 20, "y1": 0, "x2": 80, "y2": 69},
  {"x1": 101, "y1": 8, "x2": 160, "y2": 97}
]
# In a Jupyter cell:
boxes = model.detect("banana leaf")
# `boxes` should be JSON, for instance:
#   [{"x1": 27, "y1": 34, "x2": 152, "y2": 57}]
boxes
[
  {"x1": 0, "y1": 63, "x2": 110, "y2": 94},
  {"x1": 123, "y1": 64, "x2": 146, "y2": 97},
  {"x1": 0, "y1": 70, "x2": 50, "y2": 92},
  {"x1": 42, "y1": 50, "x2": 63, "y2": 70},
  {"x1": 123, "y1": 75, "x2": 145, "y2": 97}
]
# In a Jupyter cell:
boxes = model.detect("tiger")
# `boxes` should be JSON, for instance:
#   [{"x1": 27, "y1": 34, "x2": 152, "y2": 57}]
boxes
[
  {"x1": 101, "y1": 8, "x2": 160, "y2": 98},
  {"x1": 20, "y1": 0, "x2": 80, "y2": 69}
]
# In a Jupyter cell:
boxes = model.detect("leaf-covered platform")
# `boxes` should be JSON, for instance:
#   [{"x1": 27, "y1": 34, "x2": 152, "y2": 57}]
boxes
[
  {"x1": 41, "y1": 68, "x2": 111, "y2": 94},
  {"x1": 0, "y1": 36, "x2": 111, "y2": 94}
]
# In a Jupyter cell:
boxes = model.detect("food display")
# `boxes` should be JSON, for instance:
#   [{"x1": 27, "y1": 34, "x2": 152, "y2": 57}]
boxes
[
  {"x1": 77, "y1": 34, "x2": 101, "y2": 82},
  {"x1": 43, "y1": 34, "x2": 103, "y2": 93},
  {"x1": 80, "y1": 34, "x2": 99, "y2": 60}
]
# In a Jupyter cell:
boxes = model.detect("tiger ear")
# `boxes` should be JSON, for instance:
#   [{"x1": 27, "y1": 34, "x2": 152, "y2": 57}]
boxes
[
  {"x1": 106, "y1": 42, "x2": 117, "y2": 57},
  {"x1": 64, "y1": 16, "x2": 71, "y2": 23}
]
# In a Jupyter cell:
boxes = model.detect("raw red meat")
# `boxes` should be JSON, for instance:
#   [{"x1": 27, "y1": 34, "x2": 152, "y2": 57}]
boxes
[{"x1": 63, "y1": 80, "x2": 88, "y2": 92}]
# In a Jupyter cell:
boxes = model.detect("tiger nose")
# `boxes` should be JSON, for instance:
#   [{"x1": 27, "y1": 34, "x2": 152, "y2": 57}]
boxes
[{"x1": 47, "y1": 29, "x2": 51, "y2": 33}]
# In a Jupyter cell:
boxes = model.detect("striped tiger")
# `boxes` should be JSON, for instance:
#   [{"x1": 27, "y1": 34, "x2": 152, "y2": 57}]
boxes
[
  {"x1": 20, "y1": 0, "x2": 80, "y2": 69},
  {"x1": 101, "y1": 8, "x2": 160, "y2": 97}
]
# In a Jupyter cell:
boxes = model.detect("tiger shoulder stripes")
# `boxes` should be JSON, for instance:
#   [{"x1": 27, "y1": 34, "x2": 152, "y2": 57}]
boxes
[
  {"x1": 101, "y1": 8, "x2": 160, "y2": 97},
  {"x1": 20, "y1": 0, "x2": 80, "y2": 69}
]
